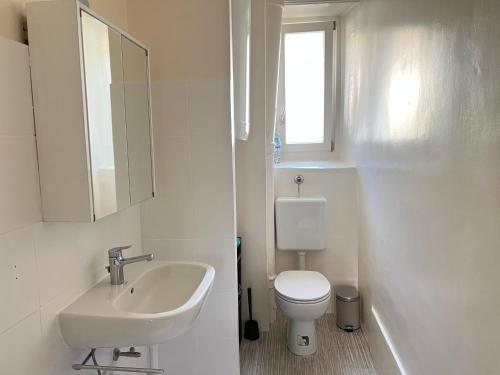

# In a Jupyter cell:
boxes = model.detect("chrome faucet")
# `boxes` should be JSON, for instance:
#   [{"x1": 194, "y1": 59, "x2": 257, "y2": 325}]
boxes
[{"x1": 107, "y1": 246, "x2": 154, "y2": 285}]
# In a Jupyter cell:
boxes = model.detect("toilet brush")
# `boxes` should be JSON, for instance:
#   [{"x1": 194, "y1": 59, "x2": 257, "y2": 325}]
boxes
[{"x1": 244, "y1": 288, "x2": 260, "y2": 340}]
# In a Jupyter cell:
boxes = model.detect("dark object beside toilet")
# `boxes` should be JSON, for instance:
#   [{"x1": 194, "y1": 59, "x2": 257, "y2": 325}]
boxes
[
  {"x1": 244, "y1": 288, "x2": 260, "y2": 340},
  {"x1": 335, "y1": 285, "x2": 360, "y2": 332}
]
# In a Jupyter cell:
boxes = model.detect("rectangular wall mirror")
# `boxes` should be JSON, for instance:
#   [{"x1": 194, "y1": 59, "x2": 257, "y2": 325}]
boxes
[
  {"x1": 81, "y1": 11, "x2": 131, "y2": 219},
  {"x1": 121, "y1": 36, "x2": 154, "y2": 206}
]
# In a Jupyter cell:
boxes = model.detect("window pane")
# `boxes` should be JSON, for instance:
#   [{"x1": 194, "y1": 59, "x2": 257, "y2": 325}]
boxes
[{"x1": 284, "y1": 31, "x2": 325, "y2": 144}]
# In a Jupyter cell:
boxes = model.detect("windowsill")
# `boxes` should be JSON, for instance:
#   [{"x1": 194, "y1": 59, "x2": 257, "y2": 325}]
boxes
[{"x1": 273, "y1": 160, "x2": 356, "y2": 170}]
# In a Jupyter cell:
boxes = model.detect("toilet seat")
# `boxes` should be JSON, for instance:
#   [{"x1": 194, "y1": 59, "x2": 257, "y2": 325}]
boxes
[
  {"x1": 276, "y1": 290, "x2": 330, "y2": 305},
  {"x1": 275, "y1": 271, "x2": 330, "y2": 304}
]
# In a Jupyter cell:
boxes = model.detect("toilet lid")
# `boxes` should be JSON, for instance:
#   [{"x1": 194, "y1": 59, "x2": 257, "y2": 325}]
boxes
[{"x1": 275, "y1": 271, "x2": 331, "y2": 302}]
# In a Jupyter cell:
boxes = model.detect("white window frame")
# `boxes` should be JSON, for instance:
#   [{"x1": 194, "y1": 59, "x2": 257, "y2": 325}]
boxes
[{"x1": 279, "y1": 20, "x2": 336, "y2": 153}]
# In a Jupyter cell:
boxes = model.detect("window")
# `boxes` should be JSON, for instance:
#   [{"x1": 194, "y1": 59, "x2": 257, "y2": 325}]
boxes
[{"x1": 278, "y1": 21, "x2": 336, "y2": 152}]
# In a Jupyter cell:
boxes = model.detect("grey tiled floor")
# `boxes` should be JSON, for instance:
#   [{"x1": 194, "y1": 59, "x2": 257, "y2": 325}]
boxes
[{"x1": 240, "y1": 313, "x2": 376, "y2": 375}]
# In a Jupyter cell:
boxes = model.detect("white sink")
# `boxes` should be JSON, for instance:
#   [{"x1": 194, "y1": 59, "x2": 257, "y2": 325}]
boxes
[{"x1": 59, "y1": 261, "x2": 215, "y2": 348}]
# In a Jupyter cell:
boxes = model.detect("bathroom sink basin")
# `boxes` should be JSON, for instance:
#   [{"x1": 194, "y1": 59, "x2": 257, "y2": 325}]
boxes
[{"x1": 59, "y1": 261, "x2": 215, "y2": 348}]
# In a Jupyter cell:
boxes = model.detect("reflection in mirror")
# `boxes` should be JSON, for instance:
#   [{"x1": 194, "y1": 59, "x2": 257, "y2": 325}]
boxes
[
  {"x1": 81, "y1": 12, "x2": 130, "y2": 219},
  {"x1": 122, "y1": 37, "x2": 154, "y2": 205}
]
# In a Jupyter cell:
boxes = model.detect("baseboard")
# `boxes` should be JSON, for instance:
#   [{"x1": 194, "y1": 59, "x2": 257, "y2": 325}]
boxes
[{"x1": 363, "y1": 306, "x2": 407, "y2": 375}]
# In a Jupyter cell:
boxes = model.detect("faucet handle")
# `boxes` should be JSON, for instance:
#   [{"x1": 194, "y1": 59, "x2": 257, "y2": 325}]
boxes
[{"x1": 108, "y1": 245, "x2": 131, "y2": 258}]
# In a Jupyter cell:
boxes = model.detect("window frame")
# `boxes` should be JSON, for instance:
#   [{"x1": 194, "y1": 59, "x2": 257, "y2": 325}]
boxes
[{"x1": 278, "y1": 20, "x2": 336, "y2": 153}]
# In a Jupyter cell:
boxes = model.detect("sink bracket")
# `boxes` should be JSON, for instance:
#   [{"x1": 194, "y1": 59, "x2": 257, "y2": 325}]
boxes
[
  {"x1": 72, "y1": 348, "x2": 165, "y2": 374},
  {"x1": 113, "y1": 347, "x2": 142, "y2": 361}
]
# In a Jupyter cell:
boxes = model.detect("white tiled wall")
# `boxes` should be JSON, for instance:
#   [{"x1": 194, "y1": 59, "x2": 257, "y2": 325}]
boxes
[
  {"x1": 274, "y1": 166, "x2": 359, "y2": 312},
  {"x1": 0, "y1": 18, "x2": 239, "y2": 375},
  {"x1": 141, "y1": 80, "x2": 239, "y2": 375},
  {"x1": 0, "y1": 37, "x2": 148, "y2": 374}
]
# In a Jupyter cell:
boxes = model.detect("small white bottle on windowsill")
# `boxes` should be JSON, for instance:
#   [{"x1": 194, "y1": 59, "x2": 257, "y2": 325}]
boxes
[{"x1": 273, "y1": 134, "x2": 281, "y2": 164}]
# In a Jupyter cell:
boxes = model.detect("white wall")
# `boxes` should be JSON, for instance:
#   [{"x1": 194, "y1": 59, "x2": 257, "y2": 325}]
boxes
[
  {"x1": 236, "y1": 0, "x2": 272, "y2": 331},
  {"x1": 342, "y1": 0, "x2": 500, "y2": 374},
  {"x1": 127, "y1": 1, "x2": 240, "y2": 374},
  {"x1": 0, "y1": 1, "x2": 239, "y2": 374},
  {"x1": 140, "y1": 80, "x2": 239, "y2": 375},
  {"x1": 0, "y1": 2, "x2": 149, "y2": 373},
  {"x1": 0, "y1": 36, "x2": 147, "y2": 374},
  {"x1": 274, "y1": 164, "x2": 358, "y2": 313}
]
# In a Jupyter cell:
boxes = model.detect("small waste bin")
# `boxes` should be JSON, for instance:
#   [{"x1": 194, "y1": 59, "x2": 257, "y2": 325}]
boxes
[{"x1": 335, "y1": 285, "x2": 360, "y2": 332}]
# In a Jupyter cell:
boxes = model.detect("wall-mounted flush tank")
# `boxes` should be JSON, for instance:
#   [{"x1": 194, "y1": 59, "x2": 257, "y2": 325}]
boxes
[{"x1": 275, "y1": 197, "x2": 327, "y2": 269}]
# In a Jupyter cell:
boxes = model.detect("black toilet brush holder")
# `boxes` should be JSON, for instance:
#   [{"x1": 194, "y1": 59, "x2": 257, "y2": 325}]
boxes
[{"x1": 244, "y1": 288, "x2": 260, "y2": 340}]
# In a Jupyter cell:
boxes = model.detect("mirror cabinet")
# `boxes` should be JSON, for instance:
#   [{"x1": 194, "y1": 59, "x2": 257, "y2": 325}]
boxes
[{"x1": 27, "y1": 0, "x2": 155, "y2": 221}]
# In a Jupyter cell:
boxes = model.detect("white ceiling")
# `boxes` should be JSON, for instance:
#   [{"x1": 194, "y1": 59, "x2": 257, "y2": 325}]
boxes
[{"x1": 283, "y1": 2, "x2": 358, "y2": 18}]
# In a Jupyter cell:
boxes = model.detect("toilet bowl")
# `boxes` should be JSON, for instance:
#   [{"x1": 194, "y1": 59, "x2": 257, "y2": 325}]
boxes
[
  {"x1": 274, "y1": 197, "x2": 330, "y2": 355},
  {"x1": 275, "y1": 270, "x2": 331, "y2": 355}
]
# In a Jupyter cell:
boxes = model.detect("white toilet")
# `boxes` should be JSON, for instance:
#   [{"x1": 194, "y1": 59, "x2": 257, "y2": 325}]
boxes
[{"x1": 274, "y1": 197, "x2": 330, "y2": 356}]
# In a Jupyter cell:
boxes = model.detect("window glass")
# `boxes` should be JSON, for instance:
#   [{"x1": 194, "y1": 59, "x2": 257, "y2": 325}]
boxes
[{"x1": 284, "y1": 30, "x2": 325, "y2": 144}]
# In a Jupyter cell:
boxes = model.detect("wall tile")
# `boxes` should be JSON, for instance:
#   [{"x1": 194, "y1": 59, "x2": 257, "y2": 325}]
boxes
[
  {"x1": 0, "y1": 38, "x2": 35, "y2": 137},
  {"x1": 192, "y1": 187, "x2": 236, "y2": 238},
  {"x1": 194, "y1": 236, "x2": 237, "y2": 292},
  {"x1": 188, "y1": 80, "x2": 233, "y2": 189},
  {"x1": 157, "y1": 328, "x2": 197, "y2": 375},
  {"x1": 141, "y1": 195, "x2": 196, "y2": 240},
  {"x1": 96, "y1": 204, "x2": 143, "y2": 251},
  {"x1": 0, "y1": 227, "x2": 39, "y2": 340},
  {"x1": 0, "y1": 136, "x2": 41, "y2": 234},
  {"x1": 188, "y1": 80, "x2": 231, "y2": 135},
  {"x1": 34, "y1": 221, "x2": 99, "y2": 305},
  {"x1": 142, "y1": 238, "x2": 196, "y2": 261},
  {"x1": 0, "y1": 226, "x2": 38, "y2": 334},
  {"x1": 195, "y1": 290, "x2": 238, "y2": 340},
  {"x1": 39, "y1": 289, "x2": 84, "y2": 375},
  {"x1": 194, "y1": 337, "x2": 240, "y2": 375},
  {"x1": 191, "y1": 131, "x2": 234, "y2": 190},
  {"x1": 141, "y1": 135, "x2": 196, "y2": 239},
  {"x1": 154, "y1": 136, "x2": 192, "y2": 189},
  {"x1": 151, "y1": 81, "x2": 190, "y2": 137},
  {"x1": 0, "y1": 313, "x2": 44, "y2": 374}
]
